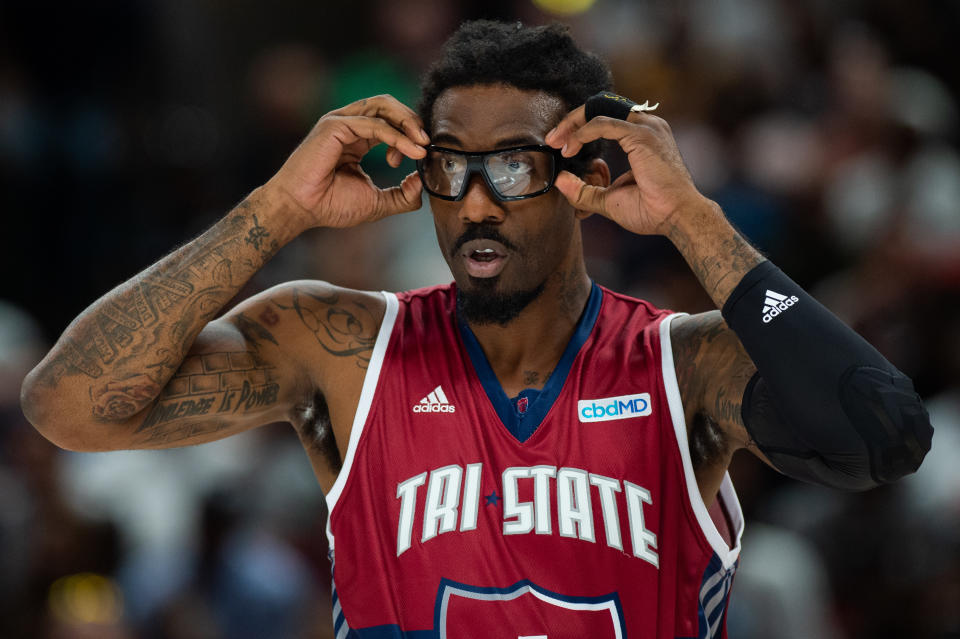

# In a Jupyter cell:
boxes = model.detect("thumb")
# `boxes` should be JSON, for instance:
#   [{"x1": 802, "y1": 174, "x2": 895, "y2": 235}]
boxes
[
  {"x1": 555, "y1": 170, "x2": 607, "y2": 215},
  {"x1": 376, "y1": 172, "x2": 423, "y2": 219}
]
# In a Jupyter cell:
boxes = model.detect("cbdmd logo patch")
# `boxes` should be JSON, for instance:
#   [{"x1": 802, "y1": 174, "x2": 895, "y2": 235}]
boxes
[{"x1": 577, "y1": 393, "x2": 652, "y2": 423}]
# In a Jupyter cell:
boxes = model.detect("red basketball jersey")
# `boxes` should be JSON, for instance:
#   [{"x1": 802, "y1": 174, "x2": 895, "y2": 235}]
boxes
[{"x1": 325, "y1": 283, "x2": 743, "y2": 639}]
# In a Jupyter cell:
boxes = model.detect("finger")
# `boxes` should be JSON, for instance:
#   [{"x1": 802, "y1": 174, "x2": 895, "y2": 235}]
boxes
[
  {"x1": 545, "y1": 104, "x2": 586, "y2": 149},
  {"x1": 560, "y1": 115, "x2": 656, "y2": 157},
  {"x1": 555, "y1": 170, "x2": 608, "y2": 215},
  {"x1": 337, "y1": 116, "x2": 426, "y2": 161},
  {"x1": 333, "y1": 95, "x2": 429, "y2": 145},
  {"x1": 548, "y1": 105, "x2": 666, "y2": 154},
  {"x1": 375, "y1": 171, "x2": 423, "y2": 219},
  {"x1": 386, "y1": 146, "x2": 403, "y2": 168}
]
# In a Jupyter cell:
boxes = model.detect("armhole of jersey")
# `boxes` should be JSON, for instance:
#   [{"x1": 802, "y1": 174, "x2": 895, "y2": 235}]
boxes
[
  {"x1": 325, "y1": 291, "x2": 399, "y2": 548},
  {"x1": 659, "y1": 312, "x2": 744, "y2": 569}
]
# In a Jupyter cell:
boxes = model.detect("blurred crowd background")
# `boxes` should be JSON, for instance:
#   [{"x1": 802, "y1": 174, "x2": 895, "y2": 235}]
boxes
[{"x1": 1, "y1": 0, "x2": 959, "y2": 637}]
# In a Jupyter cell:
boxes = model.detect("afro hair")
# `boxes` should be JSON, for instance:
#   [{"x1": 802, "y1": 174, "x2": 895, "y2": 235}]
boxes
[{"x1": 418, "y1": 20, "x2": 614, "y2": 174}]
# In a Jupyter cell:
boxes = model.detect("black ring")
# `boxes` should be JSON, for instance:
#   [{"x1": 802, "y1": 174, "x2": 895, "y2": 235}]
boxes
[{"x1": 584, "y1": 92, "x2": 638, "y2": 121}]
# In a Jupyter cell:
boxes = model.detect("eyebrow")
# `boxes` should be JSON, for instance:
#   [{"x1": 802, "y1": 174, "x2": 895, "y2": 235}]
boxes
[{"x1": 429, "y1": 133, "x2": 544, "y2": 150}]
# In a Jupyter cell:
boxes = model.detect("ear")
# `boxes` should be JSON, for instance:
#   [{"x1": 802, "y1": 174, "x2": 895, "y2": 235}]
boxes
[{"x1": 574, "y1": 158, "x2": 611, "y2": 220}]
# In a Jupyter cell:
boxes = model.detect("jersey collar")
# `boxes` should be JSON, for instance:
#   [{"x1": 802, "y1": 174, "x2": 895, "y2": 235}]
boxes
[{"x1": 456, "y1": 282, "x2": 602, "y2": 442}]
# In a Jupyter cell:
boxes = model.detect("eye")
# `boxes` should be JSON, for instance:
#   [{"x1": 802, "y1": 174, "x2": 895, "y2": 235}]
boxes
[
  {"x1": 499, "y1": 154, "x2": 533, "y2": 174},
  {"x1": 440, "y1": 154, "x2": 465, "y2": 174}
]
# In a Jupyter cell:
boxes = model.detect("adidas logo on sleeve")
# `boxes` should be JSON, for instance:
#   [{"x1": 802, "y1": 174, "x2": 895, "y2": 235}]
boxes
[
  {"x1": 762, "y1": 289, "x2": 800, "y2": 324},
  {"x1": 412, "y1": 385, "x2": 456, "y2": 413}
]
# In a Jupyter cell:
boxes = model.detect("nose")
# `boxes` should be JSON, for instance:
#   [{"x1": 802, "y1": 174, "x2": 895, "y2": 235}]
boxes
[{"x1": 459, "y1": 174, "x2": 505, "y2": 224}]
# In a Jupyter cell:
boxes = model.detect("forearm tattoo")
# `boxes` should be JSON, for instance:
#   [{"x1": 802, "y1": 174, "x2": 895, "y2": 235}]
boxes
[
  {"x1": 39, "y1": 200, "x2": 282, "y2": 425},
  {"x1": 668, "y1": 223, "x2": 763, "y2": 306}
]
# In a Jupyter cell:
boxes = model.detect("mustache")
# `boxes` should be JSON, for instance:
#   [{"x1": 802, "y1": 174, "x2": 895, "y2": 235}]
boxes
[{"x1": 451, "y1": 224, "x2": 518, "y2": 257}]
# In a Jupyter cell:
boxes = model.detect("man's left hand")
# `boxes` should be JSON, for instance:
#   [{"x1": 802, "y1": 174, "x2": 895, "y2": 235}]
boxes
[{"x1": 545, "y1": 103, "x2": 707, "y2": 236}]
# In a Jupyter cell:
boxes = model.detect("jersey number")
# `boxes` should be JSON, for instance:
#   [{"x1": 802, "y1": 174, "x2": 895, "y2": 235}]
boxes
[{"x1": 436, "y1": 580, "x2": 625, "y2": 639}]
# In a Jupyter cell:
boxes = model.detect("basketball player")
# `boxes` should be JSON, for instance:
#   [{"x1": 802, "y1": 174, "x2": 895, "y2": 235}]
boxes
[{"x1": 21, "y1": 21, "x2": 931, "y2": 638}]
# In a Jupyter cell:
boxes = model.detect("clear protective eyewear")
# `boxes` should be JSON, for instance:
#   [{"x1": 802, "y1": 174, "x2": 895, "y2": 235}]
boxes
[{"x1": 416, "y1": 144, "x2": 563, "y2": 202}]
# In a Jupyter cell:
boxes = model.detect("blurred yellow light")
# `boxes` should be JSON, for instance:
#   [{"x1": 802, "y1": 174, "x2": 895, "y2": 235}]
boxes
[
  {"x1": 48, "y1": 573, "x2": 124, "y2": 625},
  {"x1": 533, "y1": 0, "x2": 598, "y2": 16}
]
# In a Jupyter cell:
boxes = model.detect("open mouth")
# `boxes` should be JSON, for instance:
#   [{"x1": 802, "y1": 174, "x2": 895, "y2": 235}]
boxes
[{"x1": 460, "y1": 239, "x2": 508, "y2": 278}]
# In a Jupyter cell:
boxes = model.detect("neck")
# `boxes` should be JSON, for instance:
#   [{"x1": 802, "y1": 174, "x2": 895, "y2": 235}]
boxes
[{"x1": 464, "y1": 260, "x2": 592, "y2": 398}]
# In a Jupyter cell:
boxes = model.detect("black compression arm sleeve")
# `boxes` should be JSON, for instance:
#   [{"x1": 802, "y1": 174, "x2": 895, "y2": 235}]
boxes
[{"x1": 721, "y1": 261, "x2": 933, "y2": 490}]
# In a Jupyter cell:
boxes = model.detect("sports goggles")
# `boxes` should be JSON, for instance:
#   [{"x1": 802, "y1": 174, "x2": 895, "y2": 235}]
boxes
[{"x1": 416, "y1": 144, "x2": 562, "y2": 202}]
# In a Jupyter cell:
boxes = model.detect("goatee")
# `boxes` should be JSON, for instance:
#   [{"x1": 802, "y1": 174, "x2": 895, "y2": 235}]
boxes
[{"x1": 456, "y1": 278, "x2": 545, "y2": 326}]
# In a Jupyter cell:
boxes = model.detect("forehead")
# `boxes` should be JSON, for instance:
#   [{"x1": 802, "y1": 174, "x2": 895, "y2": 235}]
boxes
[{"x1": 430, "y1": 84, "x2": 564, "y2": 150}]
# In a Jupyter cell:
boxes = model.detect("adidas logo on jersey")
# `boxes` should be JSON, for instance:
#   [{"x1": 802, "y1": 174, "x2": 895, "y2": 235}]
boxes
[
  {"x1": 762, "y1": 289, "x2": 800, "y2": 324},
  {"x1": 413, "y1": 385, "x2": 456, "y2": 413}
]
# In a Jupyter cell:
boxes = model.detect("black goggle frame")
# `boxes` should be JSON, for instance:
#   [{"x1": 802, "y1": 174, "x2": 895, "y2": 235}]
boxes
[{"x1": 416, "y1": 144, "x2": 564, "y2": 202}]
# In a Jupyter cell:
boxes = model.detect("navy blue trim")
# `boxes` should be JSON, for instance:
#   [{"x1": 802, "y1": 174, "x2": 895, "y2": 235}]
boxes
[
  {"x1": 433, "y1": 578, "x2": 625, "y2": 638},
  {"x1": 345, "y1": 626, "x2": 435, "y2": 638},
  {"x1": 343, "y1": 576, "x2": 625, "y2": 638},
  {"x1": 696, "y1": 553, "x2": 737, "y2": 639},
  {"x1": 457, "y1": 282, "x2": 602, "y2": 443}
]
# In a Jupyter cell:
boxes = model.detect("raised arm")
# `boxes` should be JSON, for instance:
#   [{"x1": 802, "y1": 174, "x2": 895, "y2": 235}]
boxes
[
  {"x1": 546, "y1": 97, "x2": 932, "y2": 496},
  {"x1": 21, "y1": 95, "x2": 427, "y2": 453}
]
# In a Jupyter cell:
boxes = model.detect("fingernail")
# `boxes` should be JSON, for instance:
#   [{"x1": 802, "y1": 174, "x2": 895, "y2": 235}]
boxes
[
  {"x1": 420, "y1": 128, "x2": 429, "y2": 142},
  {"x1": 546, "y1": 126, "x2": 557, "y2": 139},
  {"x1": 561, "y1": 143, "x2": 568, "y2": 156}
]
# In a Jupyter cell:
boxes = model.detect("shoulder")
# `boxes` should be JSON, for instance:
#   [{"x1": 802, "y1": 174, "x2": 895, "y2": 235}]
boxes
[
  {"x1": 669, "y1": 310, "x2": 727, "y2": 350},
  {"x1": 396, "y1": 282, "x2": 455, "y2": 305},
  {"x1": 259, "y1": 279, "x2": 386, "y2": 312},
  {"x1": 224, "y1": 280, "x2": 388, "y2": 371},
  {"x1": 597, "y1": 285, "x2": 671, "y2": 318},
  {"x1": 669, "y1": 311, "x2": 750, "y2": 384},
  {"x1": 593, "y1": 286, "x2": 675, "y2": 343}
]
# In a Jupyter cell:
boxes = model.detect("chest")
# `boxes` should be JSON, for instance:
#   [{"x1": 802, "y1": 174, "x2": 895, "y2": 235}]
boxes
[{"x1": 355, "y1": 330, "x2": 676, "y2": 559}]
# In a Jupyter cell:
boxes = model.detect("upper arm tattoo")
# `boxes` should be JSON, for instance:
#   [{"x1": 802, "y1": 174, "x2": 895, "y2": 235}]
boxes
[
  {"x1": 671, "y1": 312, "x2": 758, "y2": 467},
  {"x1": 123, "y1": 308, "x2": 289, "y2": 446},
  {"x1": 272, "y1": 287, "x2": 378, "y2": 369},
  {"x1": 233, "y1": 311, "x2": 279, "y2": 346},
  {"x1": 671, "y1": 313, "x2": 726, "y2": 415},
  {"x1": 130, "y1": 349, "x2": 280, "y2": 446}
]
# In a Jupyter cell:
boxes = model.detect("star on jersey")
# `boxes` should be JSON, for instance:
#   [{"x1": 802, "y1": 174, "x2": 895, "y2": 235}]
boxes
[{"x1": 485, "y1": 491, "x2": 501, "y2": 506}]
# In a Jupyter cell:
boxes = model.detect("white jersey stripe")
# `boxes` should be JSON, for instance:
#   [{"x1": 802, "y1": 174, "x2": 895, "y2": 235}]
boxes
[
  {"x1": 325, "y1": 291, "x2": 399, "y2": 550},
  {"x1": 659, "y1": 313, "x2": 744, "y2": 569},
  {"x1": 332, "y1": 598, "x2": 342, "y2": 627},
  {"x1": 699, "y1": 569, "x2": 725, "y2": 601},
  {"x1": 704, "y1": 576, "x2": 728, "y2": 617},
  {"x1": 706, "y1": 575, "x2": 732, "y2": 638}
]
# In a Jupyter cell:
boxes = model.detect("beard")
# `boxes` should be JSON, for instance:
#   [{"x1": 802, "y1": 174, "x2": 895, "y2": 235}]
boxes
[
  {"x1": 456, "y1": 277, "x2": 545, "y2": 326},
  {"x1": 449, "y1": 222, "x2": 545, "y2": 325}
]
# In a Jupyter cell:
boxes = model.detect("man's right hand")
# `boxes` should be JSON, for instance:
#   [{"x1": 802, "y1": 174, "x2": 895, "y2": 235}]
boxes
[{"x1": 265, "y1": 94, "x2": 429, "y2": 229}]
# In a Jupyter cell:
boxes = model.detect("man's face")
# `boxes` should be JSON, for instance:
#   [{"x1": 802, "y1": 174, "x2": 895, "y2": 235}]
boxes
[{"x1": 427, "y1": 84, "x2": 579, "y2": 324}]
